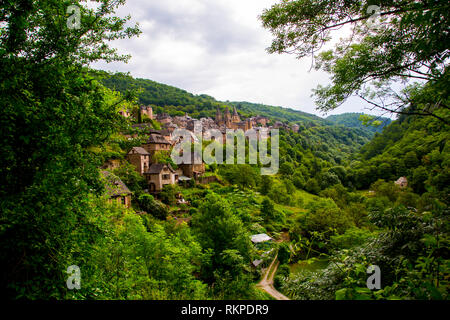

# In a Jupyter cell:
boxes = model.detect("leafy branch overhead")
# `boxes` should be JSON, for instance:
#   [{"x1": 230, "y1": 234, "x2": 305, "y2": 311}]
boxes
[
  {"x1": 0, "y1": 0, "x2": 141, "y2": 65},
  {"x1": 260, "y1": 0, "x2": 450, "y2": 123}
]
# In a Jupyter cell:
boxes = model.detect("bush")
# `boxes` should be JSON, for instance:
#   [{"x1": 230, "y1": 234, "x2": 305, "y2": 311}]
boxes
[
  {"x1": 300, "y1": 199, "x2": 353, "y2": 235},
  {"x1": 305, "y1": 178, "x2": 320, "y2": 195},
  {"x1": 278, "y1": 243, "x2": 291, "y2": 264},
  {"x1": 330, "y1": 227, "x2": 376, "y2": 249},
  {"x1": 138, "y1": 193, "x2": 169, "y2": 220},
  {"x1": 160, "y1": 184, "x2": 178, "y2": 206}
]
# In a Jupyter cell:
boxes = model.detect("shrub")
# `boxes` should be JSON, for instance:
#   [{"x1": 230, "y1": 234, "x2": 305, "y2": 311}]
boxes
[{"x1": 138, "y1": 193, "x2": 169, "y2": 220}]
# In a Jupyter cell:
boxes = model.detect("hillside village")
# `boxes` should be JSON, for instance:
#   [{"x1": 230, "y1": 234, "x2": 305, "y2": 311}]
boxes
[{"x1": 104, "y1": 104, "x2": 300, "y2": 207}]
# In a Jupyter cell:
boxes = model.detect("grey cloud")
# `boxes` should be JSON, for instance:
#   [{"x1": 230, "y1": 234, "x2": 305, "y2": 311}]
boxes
[{"x1": 93, "y1": 0, "x2": 373, "y2": 117}]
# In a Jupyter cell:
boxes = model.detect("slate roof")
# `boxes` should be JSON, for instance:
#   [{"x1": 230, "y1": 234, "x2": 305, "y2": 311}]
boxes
[
  {"x1": 146, "y1": 163, "x2": 175, "y2": 174},
  {"x1": 147, "y1": 133, "x2": 171, "y2": 144},
  {"x1": 101, "y1": 171, "x2": 132, "y2": 197},
  {"x1": 128, "y1": 147, "x2": 150, "y2": 155}
]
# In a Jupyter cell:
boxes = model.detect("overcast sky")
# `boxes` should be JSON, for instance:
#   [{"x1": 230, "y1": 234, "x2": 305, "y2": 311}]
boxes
[{"x1": 92, "y1": 0, "x2": 377, "y2": 118}]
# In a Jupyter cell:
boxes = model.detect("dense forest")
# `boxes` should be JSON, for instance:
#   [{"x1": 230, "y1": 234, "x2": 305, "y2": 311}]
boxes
[
  {"x1": 326, "y1": 113, "x2": 392, "y2": 135},
  {"x1": 1, "y1": 0, "x2": 448, "y2": 302}
]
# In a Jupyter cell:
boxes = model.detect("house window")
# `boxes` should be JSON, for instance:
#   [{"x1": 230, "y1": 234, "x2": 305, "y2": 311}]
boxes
[{"x1": 162, "y1": 174, "x2": 170, "y2": 180}]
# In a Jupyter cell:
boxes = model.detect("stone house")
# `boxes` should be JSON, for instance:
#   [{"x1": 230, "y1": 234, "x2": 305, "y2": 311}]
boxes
[
  {"x1": 140, "y1": 105, "x2": 153, "y2": 120},
  {"x1": 250, "y1": 116, "x2": 269, "y2": 127},
  {"x1": 142, "y1": 132, "x2": 172, "y2": 160},
  {"x1": 144, "y1": 163, "x2": 177, "y2": 193},
  {"x1": 291, "y1": 124, "x2": 300, "y2": 133},
  {"x1": 101, "y1": 171, "x2": 132, "y2": 208},
  {"x1": 101, "y1": 159, "x2": 121, "y2": 170},
  {"x1": 119, "y1": 109, "x2": 131, "y2": 118},
  {"x1": 395, "y1": 176, "x2": 408, "y2": 188},
  {"x1": 127, "y1": 147, "x2": 150, "y2": 175},
  {"x1": 156, "y1": 113, "x2": 172, "y2": 125},
  {"x1": 178, "y1": 151, "x2": 205, "y2": 179}
]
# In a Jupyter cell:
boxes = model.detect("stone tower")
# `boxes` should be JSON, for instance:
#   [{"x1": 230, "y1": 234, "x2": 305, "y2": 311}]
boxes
[
  {"x1": 215, "y1": 107, "x2": 223, "y2": 125},
  {"x1": 224, "y1": 106, "x2": 232, "y2": 127},
  {"x1": 232, "y1": 106, "x2": 240, "y2": 123}
]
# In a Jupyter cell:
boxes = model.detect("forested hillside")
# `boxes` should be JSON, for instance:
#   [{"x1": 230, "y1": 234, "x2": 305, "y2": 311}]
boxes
[
  {"x1": 326, "y1": 113, "x2": 392, "y2": 135},
  {"x1": 357, "y1": 113, "x2": 449, "y2": 194},
  {"x1": 99, "y1": 71, "x2": 341, "y2": 126}
]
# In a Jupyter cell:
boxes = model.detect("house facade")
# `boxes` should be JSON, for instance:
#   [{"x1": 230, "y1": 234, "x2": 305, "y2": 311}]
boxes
[
  {"x1": 127, "y1": 147, "x2": 151, "y2": 175},
  {"x1": 101, "y1": 171, "x2": 132, "y2": 208},
  {"x1": 144, "y1": 163, "x2": 177, "y2": 193},
  {"x1": 142, "y1": 132, "x2": 172, "y2": 160},
  {"x1": 178, "y1": 151, "x2": 205, "y2": 179}
]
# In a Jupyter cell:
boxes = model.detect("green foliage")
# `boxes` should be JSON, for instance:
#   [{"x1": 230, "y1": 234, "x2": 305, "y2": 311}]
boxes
[
  {"x1": 137, "y1": 194, "x2": 168, "y2": 221},
  {"x1": 300, "y1": 199, "x2": 354, "y2": 236},
  {"x1": 327, "y1": 113, "x2": 391, "y2": 135},
  {"x1": 113, "y1": 163, "x2": 146, "y2": 194},
  {"x1": 191, "y1": 193, "x2": 253, "y2": 297},
  {"x1": 159, "y1": 184, "x2": 178, "y2": 206},
  {"x1": 274, "y1": 264, "x2": 290, "y2": 290},
  {"x1": 0, "y1": 0, "x2": 140, "y2": 299},
  {"x1": 219, "y1": 164, "x2": 260, "y2": 189},
  {"x1": 283, "y1": 205, "x2": 449, "y2": 300},
  {"x1": 80, "y1": 211, "x2": 207, "y2": 299},
  {"x1": 330, "y1": 228, "x2": 376, "y2": 250},
  {"x1": 280, "y1": 162, "x2": 294, "y2": 176},
  {"x1": 261, "y1": 0, "x2": 450, "y2": 123},
  {"x1": 278, "y1": 243, "x2": 291, "y2": 265},
  {"x1": 305, "y1": 178, "x2": 321, "y2": 195},
  {"x1": 259, "y1": 175, "x2": 272, "y2": 195}
]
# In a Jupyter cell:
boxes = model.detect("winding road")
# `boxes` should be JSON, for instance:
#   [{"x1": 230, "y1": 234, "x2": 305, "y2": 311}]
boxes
[{"x1": 256, "y1": 254, "x2": 290, "y2": 300}]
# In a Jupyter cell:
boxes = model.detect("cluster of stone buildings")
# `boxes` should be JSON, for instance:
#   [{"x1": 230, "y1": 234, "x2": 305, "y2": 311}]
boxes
[
  {"x1": 121, "y1": 104, "x2": 300, "y2": 136},
  {"x1": 125, "y1": 129, "x2": 206, "y2": 193},
  {"x1": 105, "y1": 104, "x2": 301, "y2": 206}
]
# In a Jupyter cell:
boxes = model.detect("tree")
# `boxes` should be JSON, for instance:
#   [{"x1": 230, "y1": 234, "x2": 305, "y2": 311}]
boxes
[
  {"x1": 280, "y1": 162, "x2": 294, "y2": 176},
  {"x1": 411, "y1": 166, "x2": 428, "y2": 194},
  {"x1": 191, "y1": 193, "x2": 252, "y2": 286},
  {"x1": 259, "y1": 175, "x2": 272, "y2": 195},
  {"x1": 319, "y1": 171, "x2": 341, "y2": 190},
  {"x1": 305, "y1": 178, "x2": 321, "y2": 195},
  {"x1": 260, "y1": 197, "x2": 276, "y2": 223},
  {"x1": 260, "y1": 0, "x2": 450, "y2": 123},
  {"x1": 278, "y1": 243, "x2": 291, "y2": 265},
  {"x1": 0, "y1": 0, "x2": 140, "y2": 298},
  {"x1": 113, "y1": 163, "x2": 146, "y2": 194},
  {"x1": 137, "y1": 194, "x2": 168, "y2": 220},
  {"x1": 404, "y1": 151, "x2": 419, "y2": 168},
  {"x1": 160, "y1": 184, "x2": 178, "y2": 206}
]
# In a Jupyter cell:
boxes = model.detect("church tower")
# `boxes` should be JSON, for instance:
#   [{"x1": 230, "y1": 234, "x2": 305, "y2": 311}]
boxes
[
  {"x1": 224, "y1": 106, "x2": 232, "y2": 127},
  {"x1": 215, "y1": 107, "x2": 223, "y2": 125},
  {"x1": 232, "y1": 106, "x2": 240, "y2": 123}
]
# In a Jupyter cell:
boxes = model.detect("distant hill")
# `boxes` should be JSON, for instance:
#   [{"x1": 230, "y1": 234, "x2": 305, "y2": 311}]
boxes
[
  {"x1": 97, "y1": 71, "x2": 329, "y2": 126},
  {"x1": 326, "y1": 113, "x2": 392, "y2": 134}
]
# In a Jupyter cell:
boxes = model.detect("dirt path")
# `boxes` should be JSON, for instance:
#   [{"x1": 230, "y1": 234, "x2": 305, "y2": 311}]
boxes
[{"x1": 257, "y1": 254, "x2": 290, "y2": 300}]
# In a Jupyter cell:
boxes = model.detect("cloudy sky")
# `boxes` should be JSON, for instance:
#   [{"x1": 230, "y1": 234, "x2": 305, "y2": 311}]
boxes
[{"x1": 93, "y1": 0, "x2": 375, "y2": 118}]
